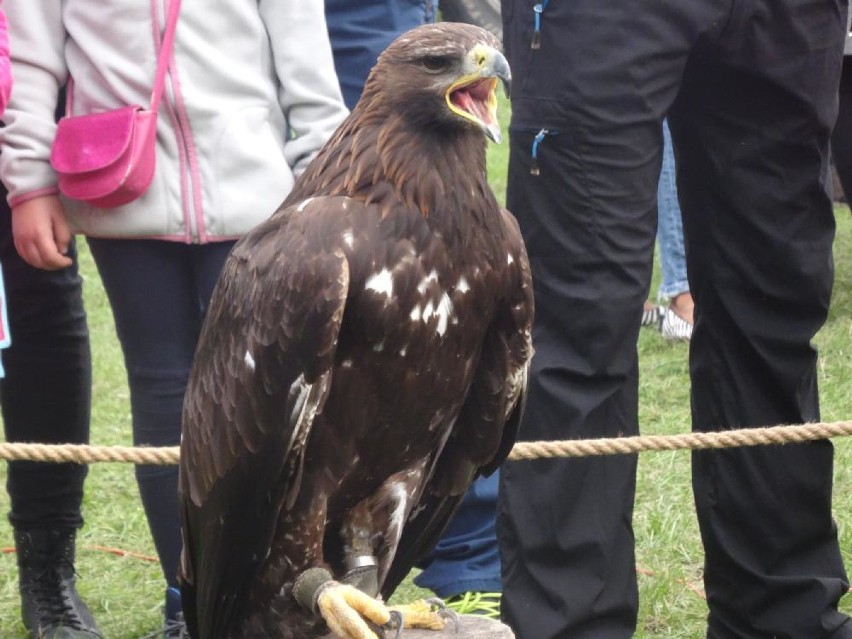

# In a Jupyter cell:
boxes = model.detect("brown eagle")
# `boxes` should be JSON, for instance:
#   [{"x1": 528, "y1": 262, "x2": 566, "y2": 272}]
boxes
[{"x1": 178, "y1": 22, "x2": 533, "y2": 639}]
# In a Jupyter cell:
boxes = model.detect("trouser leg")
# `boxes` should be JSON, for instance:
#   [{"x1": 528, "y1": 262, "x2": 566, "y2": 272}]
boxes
[
  {"x1": 86, "y1": 238, "x2": 233, "y2": 589},
  {"x1": 497, "y1": 1, "x2": 736, "y2": 637},
  {"x1": 0, "y1": 198, "x2": 91, "y2": 532},
  {"x1": 415, "y1": 472, "x2": 502, "y2": 598},
  {"x1": 656, "y1": 120, "x2": 689, "y2": 299},
  {"x1": 498, "y1": 124, "x2": 649, "y2": 639},
  {"x1": 669, "y1": 4, "x2": 851, "y2": 634}
]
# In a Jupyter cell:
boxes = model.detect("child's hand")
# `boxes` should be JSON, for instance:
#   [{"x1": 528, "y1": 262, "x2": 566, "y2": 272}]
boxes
[{"x1": 11, "y1": 196, "x2": 73, "y2": 270}]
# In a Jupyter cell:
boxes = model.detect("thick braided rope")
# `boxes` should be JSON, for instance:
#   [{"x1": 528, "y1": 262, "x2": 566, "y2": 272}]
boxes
[
  {"x1": 0, "y1": 442, "x2": 180, "y2": 465},
  {"x1": 508, "y1": 420, "x2": 852, "y2": 460},
  {"x1": 1, "y1": 420, "x2": 851, "y2": 465}
]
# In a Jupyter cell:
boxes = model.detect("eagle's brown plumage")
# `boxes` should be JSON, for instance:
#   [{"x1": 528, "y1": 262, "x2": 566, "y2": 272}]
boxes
[{"x1": 178, "y1": 22, "x2": 533, "y2": 639}]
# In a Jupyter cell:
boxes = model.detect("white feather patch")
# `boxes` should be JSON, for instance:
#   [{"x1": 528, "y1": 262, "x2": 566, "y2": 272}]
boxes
[
  {"x1": 422, "y1": 293, "x2": 453, "y2": 336},
  {"x1": 288, "y1": 374, "x2": 318, "y2": 451},
  {"x1": 296, "y1": 197, "x2": 315, "y2": 213},
  {"x1": 387, "y1": 482, "x2": 409, "y2": 539},
  {"x1": 365, "y1": 268, "x2": 394, "y2": 298},
  {"x1": 417, "y1": 269, "x2": 439, "y2": 295},
  {"x1": 409, "y1": 292, "x2": 454, "y2": 337}
]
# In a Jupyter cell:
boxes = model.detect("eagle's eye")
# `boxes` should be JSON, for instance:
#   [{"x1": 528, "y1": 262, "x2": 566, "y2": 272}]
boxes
[{"x1": 421, "y1": 55, "x2": 451, "y2": 73}]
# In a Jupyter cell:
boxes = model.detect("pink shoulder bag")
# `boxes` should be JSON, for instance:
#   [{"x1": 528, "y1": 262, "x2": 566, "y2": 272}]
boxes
[{"x1": 50, "y1": 0, "x2": 180, "y2": 208}]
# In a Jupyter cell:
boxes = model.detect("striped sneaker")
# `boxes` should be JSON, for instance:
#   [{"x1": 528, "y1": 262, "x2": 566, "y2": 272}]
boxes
[
  {"x1": 641, "y1": 303, "x2": 662, "y2": 327},
  {"x1": 444, "y1": 591, "x2": 502, "y2": 619},
  {"x1": 659, "y1": 307, "x2": 693, "y2": 341}
]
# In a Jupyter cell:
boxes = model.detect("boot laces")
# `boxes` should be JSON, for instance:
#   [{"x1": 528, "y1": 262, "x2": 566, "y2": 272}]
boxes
[{"x1": 26, "y1": 552, "x2": 88, "y2": 630}]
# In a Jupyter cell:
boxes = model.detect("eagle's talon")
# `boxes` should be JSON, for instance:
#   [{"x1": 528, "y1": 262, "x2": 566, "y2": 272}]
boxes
[
  {"x1": 383, "y1": 610, "x2": 405, "y2": 639},
  {"x1": 424, "y1": 598, "x2": 460, "y2": 632},
  {"x1": 387, "y1": 598, "x2": 451, "y2": 631},
  {"x1": 438, "y1": 608, "x2": 460, "y2": 632}
]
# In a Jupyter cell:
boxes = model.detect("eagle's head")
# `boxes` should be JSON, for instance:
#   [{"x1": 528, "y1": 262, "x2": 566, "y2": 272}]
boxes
[{"x1": 362, "y1": 22, "x2": 511, "y2": 143}]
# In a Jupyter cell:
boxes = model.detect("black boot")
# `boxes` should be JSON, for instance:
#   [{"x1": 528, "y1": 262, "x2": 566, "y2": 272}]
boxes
[{"x1": 15, "y1": 528, "x2": 101, "y2": 639}]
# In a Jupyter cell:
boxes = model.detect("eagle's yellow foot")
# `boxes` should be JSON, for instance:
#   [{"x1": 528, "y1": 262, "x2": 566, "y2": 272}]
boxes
[
  {"x1": 388, "y1": 598, "x2": 460, "y2": 632},
  {"x1": 316, "y1": 581, "x2": 391, "y2": 639}
]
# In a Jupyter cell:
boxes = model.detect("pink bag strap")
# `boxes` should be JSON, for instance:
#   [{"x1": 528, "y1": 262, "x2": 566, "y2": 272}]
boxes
[
  {"x1": 149, "y1": 0, "x2": 181, "y2": 113},
  {"x1": 65, "y1": 0, "x2": 180, "y2": 114}
]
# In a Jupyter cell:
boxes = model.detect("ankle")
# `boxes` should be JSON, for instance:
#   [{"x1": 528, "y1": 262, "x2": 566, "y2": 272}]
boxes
[{"x1": 669, "y1": 292, "x2": 694, "y2": 324}]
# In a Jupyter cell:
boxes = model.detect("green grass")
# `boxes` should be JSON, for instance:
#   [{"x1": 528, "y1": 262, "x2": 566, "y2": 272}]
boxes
[{"x1": 3, "y1": 102, "x2": 852, "y2": 637}]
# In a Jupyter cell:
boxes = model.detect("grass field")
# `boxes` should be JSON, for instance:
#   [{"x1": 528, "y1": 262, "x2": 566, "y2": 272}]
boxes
[{"x1": 3, "y1": 115, "x2": 852, "y2": 637}]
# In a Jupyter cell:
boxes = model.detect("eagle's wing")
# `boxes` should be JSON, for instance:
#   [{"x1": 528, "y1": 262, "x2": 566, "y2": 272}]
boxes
[
  {"x1": 380, "y1": 210, "x2": 534, "y2": 598},
  {"x1": 179, "y1": 199, "x2": 350, "y2": 639}
]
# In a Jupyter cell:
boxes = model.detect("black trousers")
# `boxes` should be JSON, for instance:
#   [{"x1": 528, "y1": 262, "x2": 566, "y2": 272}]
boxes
[
  {"x1": 0, "y1": 192, "x2": 92, "y2": 531},
  {"x1": 497, "y1": 1, "x2": 850, "y2": 638}
]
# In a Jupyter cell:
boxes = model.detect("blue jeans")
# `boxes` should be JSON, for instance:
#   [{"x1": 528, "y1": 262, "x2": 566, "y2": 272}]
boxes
[
  {"x1": 656, "y1": 121, "x2": 689, "y2": 299},
  {"x1": 87, "y1": 238, "x2": 235, "y2": 588},
  {"x1": 414, "y1": 472, "x2": 502, "y2": 598}
]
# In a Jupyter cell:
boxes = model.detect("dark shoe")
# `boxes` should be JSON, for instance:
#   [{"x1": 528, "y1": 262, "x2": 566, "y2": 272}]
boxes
[
  {"x1": 444, "y1": 591, "x2": 502, "y2": 619},
  {"x1": 14, "y1": 528, "x2": 101, "y2": 639},
  {"x1": 163, "y1": 587, "x2": 190, "y2": 638}
]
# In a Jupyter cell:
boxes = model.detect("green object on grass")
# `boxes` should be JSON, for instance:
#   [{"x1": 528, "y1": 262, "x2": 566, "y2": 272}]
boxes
[{"x1": 444, "y1": 592, "x2": 502, "y2": 619}]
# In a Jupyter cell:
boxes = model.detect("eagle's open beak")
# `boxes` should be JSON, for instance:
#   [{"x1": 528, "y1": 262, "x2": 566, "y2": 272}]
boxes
[{"x1": 446, "y1": 45, "x2": 512, "y2": 144}]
